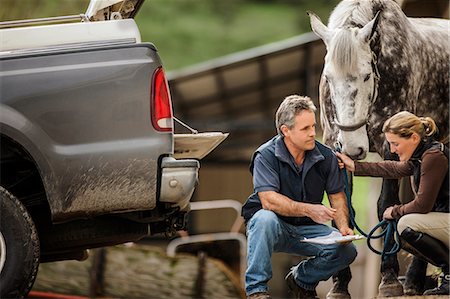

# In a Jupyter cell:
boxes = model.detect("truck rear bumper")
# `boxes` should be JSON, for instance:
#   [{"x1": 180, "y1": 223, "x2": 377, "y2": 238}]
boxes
[{"x1": 160, "y1": 157, "x2": 199, "y2": 211}]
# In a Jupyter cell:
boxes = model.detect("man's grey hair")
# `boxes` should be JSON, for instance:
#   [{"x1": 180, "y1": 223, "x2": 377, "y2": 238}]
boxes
[{"x1": 275, "y1": 95, "x2": 316, "y2": 136}]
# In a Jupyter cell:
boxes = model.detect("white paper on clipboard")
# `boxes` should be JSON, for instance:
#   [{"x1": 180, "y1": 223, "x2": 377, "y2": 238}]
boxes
[{"x1": 301, "y1": 231, "x2": 364, "y2": 245}]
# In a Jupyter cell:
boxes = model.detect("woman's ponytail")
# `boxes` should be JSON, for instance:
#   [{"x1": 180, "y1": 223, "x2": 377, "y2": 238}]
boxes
[{"x1": 420, "y1": 117, "x2": 438, "y2": 137}]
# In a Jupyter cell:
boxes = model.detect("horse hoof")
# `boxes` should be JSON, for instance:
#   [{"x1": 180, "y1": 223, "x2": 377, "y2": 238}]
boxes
[
  {"x1": 378, "y1": 284, "x2": 404, "y2": 297},
  {"x1": 378, "y1": 276, "x2": 404, "y2": 297},
  {"x1": 403, "y1": 287, "x2": 422, "y2": 296}
]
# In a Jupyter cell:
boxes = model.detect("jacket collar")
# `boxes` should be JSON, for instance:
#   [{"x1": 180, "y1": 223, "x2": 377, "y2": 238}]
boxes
[
  {"x1": 274, "y1": 136, "x2": 324, "y2": 168},
  {"x1": 410, "y1": 138, "x2": 440, "y2": 162}
]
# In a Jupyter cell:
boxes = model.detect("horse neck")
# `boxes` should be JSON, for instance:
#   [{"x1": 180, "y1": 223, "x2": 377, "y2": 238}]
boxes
[
  {"x1": 371, "y1": 18, "x2": 420, "y2": 108},
  {"x1": 365, "y1": 13, "x2": 416, "y2": 152}
]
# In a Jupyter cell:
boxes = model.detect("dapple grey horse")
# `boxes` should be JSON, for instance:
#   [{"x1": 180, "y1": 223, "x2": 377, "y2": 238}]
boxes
[{"x1": 309, "y1": 0, "x2": 449, "y2": 297}]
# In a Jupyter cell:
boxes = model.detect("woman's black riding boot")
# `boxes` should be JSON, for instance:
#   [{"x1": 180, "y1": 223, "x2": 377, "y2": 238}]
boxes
[{"x1": 400, "y1": 227, "x2": 449, "y2": 295}]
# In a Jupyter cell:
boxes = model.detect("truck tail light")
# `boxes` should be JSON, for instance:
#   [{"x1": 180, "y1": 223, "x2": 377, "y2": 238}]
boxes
[{"x1": 151, "y1": 67, "x2": 173, "y2": 132}]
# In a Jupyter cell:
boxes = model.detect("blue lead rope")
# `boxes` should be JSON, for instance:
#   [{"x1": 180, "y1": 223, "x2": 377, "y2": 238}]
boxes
[{"x1": 341, "y1": 162, "x2": 402, "y2": 259}]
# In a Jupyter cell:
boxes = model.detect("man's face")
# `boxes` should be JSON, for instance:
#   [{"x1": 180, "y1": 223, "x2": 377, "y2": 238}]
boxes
[{"x1": 282, "y1": 110, "x2": 316, "y2": 152}]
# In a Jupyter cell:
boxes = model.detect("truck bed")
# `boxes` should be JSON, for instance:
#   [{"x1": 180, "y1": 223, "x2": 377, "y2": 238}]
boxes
[{"x1": 0, "y1": 19, "x2": 141, "y2": 54}]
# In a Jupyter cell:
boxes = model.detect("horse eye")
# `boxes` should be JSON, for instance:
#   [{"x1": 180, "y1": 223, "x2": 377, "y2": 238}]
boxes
[{"x1": 363, "y1": 73, "x2": 371, "y2": 82}]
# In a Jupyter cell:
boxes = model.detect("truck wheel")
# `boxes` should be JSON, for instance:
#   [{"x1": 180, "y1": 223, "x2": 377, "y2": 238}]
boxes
[{"x1": 0, "y1": 186, "x2": 40, "y2": 298}]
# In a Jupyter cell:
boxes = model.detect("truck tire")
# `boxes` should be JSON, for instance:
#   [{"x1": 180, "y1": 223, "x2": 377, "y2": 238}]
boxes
[{"x1": 0, "y1": 186, "x2": 40, "y2": 298}]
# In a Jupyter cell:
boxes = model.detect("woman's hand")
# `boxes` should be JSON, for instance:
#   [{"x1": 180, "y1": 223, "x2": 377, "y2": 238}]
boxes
[
  {"x1": 335, "y1": 152, "x2": 356, "y2": 172},
  {"x1": 383, "y1": 206, "x2": 394, "y2": 220}
]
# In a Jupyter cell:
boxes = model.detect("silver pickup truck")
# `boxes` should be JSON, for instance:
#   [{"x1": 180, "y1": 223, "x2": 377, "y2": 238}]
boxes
[{"x1": 0, "y1": 0, "x2": 226, "y2": 297}]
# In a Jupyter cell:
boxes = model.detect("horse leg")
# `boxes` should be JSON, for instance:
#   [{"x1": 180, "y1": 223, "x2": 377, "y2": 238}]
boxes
[
  {"x1": 327, "y1": 267, "x2": 352, "y2": 299},
  {"x1": 377, "y1": 143, "x2": 404, "y2": 297},
  {"x1": 403, "y1": 256, "x2": 428, "y2": 295},
  {"x1": 377, "y1": 177, "x2": 404, "y2": 297}
]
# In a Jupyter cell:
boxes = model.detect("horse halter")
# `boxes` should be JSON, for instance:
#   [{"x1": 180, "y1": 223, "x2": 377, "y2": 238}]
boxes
[{"x1": 333, "y1": 50, "x2": 380, "y2": 132}]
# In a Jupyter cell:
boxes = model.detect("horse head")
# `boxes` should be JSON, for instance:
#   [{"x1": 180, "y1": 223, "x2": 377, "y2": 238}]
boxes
[{"x1": 309, "y1": 11, "x2": 381, "y2": 159}]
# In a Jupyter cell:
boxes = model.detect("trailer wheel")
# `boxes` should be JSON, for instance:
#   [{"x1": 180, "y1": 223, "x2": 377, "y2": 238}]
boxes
[{"x1": 0, "y1": 186, "x2": 40, "y2": 298}]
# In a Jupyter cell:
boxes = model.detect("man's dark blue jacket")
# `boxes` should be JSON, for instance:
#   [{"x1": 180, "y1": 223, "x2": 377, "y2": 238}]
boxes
[{"x1": 241, "y1": 136, "x2": 344, "y2": 225}]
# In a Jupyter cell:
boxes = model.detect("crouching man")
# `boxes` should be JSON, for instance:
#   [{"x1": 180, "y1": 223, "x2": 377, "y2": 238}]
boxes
[{"x1": 242, "y1": 95, "x2": 357, "y2": 299}]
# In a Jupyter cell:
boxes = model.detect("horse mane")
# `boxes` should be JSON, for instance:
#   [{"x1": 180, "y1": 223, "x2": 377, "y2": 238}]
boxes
[
  {"x1": 328, "y1": 0, "x2": 375, "y2": 29},
  {"x1": 326, "y1": 0, "x2": 406, "y2": 76},
  {"x1": 328, "y1": 28, "x2": 359, "y2": 75},
  {"x1": 326, "y1": 0, "x2": 376, "y2": 75}
]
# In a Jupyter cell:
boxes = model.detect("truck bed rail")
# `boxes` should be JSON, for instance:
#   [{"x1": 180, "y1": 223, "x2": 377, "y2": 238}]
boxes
[{"x1": 0, "y1": 14, "x2": 88, "y2": 29}]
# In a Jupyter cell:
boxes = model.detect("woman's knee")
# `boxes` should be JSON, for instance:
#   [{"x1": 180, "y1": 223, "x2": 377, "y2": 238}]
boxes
[{"x1": 397, "y1": 214, "x2": 417, "y2": 234}]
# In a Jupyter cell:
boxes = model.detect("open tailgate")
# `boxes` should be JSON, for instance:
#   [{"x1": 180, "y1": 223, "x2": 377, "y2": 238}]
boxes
[{"x1": 174, "y1": 132, "x2": 229, "y2": 160}]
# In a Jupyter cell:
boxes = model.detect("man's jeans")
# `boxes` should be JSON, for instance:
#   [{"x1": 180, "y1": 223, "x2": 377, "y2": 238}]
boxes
[{"x1": 245, "y1": 209, "x2": 357, "y2": 296}]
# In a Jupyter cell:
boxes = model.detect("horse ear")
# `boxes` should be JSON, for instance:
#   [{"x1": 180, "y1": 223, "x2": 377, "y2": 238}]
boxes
[
  {"x1": 360, "y1": 11, "x2": 381, "y2": 42},
  {"x1": 308, "y1": 11, "x2": 330, "y2": 46}
]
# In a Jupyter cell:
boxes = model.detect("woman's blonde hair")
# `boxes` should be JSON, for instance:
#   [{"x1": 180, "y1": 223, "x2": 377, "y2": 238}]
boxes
[{"x1": 382, "y1": 111, "x2": 438, "y2": 139}]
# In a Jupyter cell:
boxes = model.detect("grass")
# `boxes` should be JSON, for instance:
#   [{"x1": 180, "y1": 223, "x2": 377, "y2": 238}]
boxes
[{"x1": 351, "y1": 176, "x2": 372, "y2": 231}]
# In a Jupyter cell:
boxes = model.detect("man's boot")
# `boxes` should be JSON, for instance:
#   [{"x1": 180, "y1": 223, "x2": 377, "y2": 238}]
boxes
[
  {"x1": 402, "y1": 256, "x2": 427, "y2": 295},
  {"x1": 326, "y1": 267, "x2": 351, "y2": 299},
  {"x1": 401, "y1": 227, "x2": 449, "y2": 296}
]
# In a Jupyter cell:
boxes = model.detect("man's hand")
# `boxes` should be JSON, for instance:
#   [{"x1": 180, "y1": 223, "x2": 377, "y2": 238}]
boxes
[
  {"x1": 306, "y1": 204, "x2": 336, "y2": 224},
  {"x1": 339, "y1": 226, "x2": 354, "y2": 236}
]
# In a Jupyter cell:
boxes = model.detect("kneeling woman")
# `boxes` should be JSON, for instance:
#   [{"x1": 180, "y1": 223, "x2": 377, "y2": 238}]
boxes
[{"x1": 336, "y1": 111, "x2": 449, "y2": 295}]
